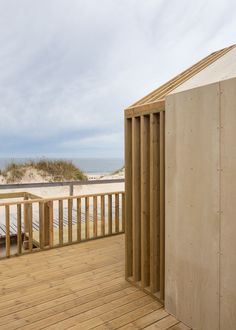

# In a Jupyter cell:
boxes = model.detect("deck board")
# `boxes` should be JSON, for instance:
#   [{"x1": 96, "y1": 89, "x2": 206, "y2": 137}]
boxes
[{"x1": 0, "y1": 235, "x2": 189, "y2": 329}]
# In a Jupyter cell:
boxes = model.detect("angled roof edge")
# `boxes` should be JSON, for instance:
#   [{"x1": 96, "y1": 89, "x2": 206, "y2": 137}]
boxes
[{"x1": 126, "y1": 44, "x2": 236, "y2": 112}]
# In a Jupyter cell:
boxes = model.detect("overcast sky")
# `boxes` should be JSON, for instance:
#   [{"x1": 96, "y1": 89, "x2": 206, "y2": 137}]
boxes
[{"x1": 0, "y1": 0, "x2": 235, "y2": 158}]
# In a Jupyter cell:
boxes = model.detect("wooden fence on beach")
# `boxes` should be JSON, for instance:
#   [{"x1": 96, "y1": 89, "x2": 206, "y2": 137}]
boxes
[{"x1": 0, "y1": 191, "x2": 125, "y2": 259}]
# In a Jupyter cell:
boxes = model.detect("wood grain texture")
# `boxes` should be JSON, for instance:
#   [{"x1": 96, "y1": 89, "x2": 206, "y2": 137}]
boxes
[
  {"x1": 220, "y1": 77, "x2": 236, "y2": 330},
  {"x1": 0, "y1": 235, "x2": 188, "y2": 330},
  {"x1": 165, "y1": 83, "x2": 220, "y2": 330}
]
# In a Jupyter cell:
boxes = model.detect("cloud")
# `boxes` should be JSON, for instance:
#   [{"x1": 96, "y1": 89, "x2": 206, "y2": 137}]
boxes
[{"x1": 0, "y1": 0, "x2": 235, "y2": 157}]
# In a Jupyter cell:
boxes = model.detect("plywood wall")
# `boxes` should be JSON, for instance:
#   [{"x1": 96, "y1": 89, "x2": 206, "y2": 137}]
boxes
[
  {"x1": 165, "y1": 78, "x2": 236, "y2": 330},
  {"x1": 220, "y1": 78, "x2": 236, "y2": 329},
  {"x1": 125, "y1": 111, "x2": 165, "y2": 301}
]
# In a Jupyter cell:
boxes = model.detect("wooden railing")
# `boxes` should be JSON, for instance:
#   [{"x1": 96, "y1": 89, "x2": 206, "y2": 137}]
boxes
[{"x1": 0, "y1": 191, "x2": 125, "y2": 259}]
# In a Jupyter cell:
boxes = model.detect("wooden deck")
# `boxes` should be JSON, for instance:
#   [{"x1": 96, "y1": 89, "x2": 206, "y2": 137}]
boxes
[{"x1": 0, "y1": 235, "x2": 189, "y2": 330}]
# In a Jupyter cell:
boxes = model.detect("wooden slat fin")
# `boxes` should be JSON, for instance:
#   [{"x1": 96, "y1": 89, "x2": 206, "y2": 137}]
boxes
[
  {"x1": 132, "y1": 116, "x2": 141, "y2": 282},
  {"x1": 125, "y1": 118, "x2": 133, "y2": 278},
  {"x1": 159, "y1": 111, "x2": 165, "y2": 300},
  {"x1": 150, "y1": 113, "x2": 160, "y2": 294},
  {"x1": 141, "y1": 115, "x2": 150, "y2": 288}
]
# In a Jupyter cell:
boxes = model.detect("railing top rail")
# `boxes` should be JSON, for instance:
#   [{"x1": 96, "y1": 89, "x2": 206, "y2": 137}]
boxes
[
  {"x1": 0, "y1": 178, "x2": 124, "y2": 190},
  {"x1": 0, "y1": 190, "x2": 125, "y2": 207}
]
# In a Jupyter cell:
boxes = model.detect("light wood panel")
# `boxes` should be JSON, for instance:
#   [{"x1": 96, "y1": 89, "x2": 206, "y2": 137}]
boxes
[
  {"x1": 220, "y1": 77, "x2": 236, "y2": 330},
  {"x1": 165, "y1": 83, "x2": 220, "y2": 329}
]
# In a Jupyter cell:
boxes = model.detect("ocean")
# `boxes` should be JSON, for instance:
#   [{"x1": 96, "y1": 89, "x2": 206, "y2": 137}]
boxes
[{"x1": 0, "y1": 158, "x2": 124, "y2": 175}]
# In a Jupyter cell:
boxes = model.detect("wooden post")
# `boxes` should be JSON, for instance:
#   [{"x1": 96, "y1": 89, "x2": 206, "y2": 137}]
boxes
[
  {"x1": 48, "y1": 201, "x2": 54, "y2": 248},
  {"x1": 28, "y1": 203, "x2": 33, "y2": 252},
  {"x1": 108, "y1": 194, "x2": 112, "y2": 235},
  {"x1": 68, "y1": 199, "x2": 73, "y2": 243},
  {"x1": 85, "y1": 197, "x2": 90, "y2": 239},
  {"x1": 115, "y1": 193, "x2": 119, "y2": 233},
  {"x1": 5, "y1": 205, "x2": 10, "y2": 258},
  {"x1": 122, "y1": 193, "x2": 125, "y2": 232},
  {"x1": 39, "y1": 202, "x2": 45, "y2": 249},
  {"x1": 44, "y1": 202, "x2": 50, "y2": 247},
  {"x1": 23, "y1": 195, "x2": 29, "y2": 248},
  {"x1": 69, "y1": 184, "x2": 74, "y2": 196},
  {"x1": 77, "y1": 198, "x2": 81, "y2": 242},
  {"x1": 101, "y1": 195, "x2": 105, "y2": 236},
  {"x1": 59, "y1": 200, "x2": 63, "y2": 246},
  {"x1": 93, "y1": 196, "x2": 97, "y2": 238},
  {"x1": 17, "y1": 204, "x2": 22, "y2": 255}
]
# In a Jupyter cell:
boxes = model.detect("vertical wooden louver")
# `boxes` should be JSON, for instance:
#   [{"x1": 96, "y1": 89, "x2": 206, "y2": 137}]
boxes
[{"x1": 125, "y1": 110, "x2": 165, "y2": 302}]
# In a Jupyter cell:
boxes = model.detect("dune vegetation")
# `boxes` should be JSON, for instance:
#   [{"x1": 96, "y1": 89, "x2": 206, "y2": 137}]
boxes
[{"x1": 0, "y1": 160, "x2": 87, "y2": 183}]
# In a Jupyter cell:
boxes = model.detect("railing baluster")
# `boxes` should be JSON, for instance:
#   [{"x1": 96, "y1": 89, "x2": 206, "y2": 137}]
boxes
[
  {"x1": 108, "y1": 194, "x2": 112, "y2": 235},
  {"x1": 28, "y1": 203, "x2": 33, "y2": 252},
  {"x1": 59, "y1": 200, "x2": 63, "y2": 246},
  {"x1": 5, "y1": 205, "x2": 10, "y2": 258},
  {"x1": 68, "y1": 199, "x2": 72, "y2": 243},
  {"x1": 77, "y1": 198, "x2": 81, "y2": 242},
  {"x1": 85, "y1": 197, "x2": 90, "y2": 239},
  {"x1": 17, "y1": 204, "x2": 22, "y2": 255},
  {"x1": 101, "y1": 195, "x2": 105, "y2": 236},
  {"x1": 93, "y1": 196, "x2": 97, "y2": 238},
  {"x1": 122, "y1": 193, "x2": 125, "y2": 232},
  {"x1": 0, "y1": 191, "x2": 124, "y2": 259},
  {"x1": 115, "y1": 193, "x2": 119, "y2": 233},
  {"x1": 39, "y1": 202, "x2": 45, "y2": 249},
  {"x1": 49, "y1": 201, "x2": 54, "y2": 248}
]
